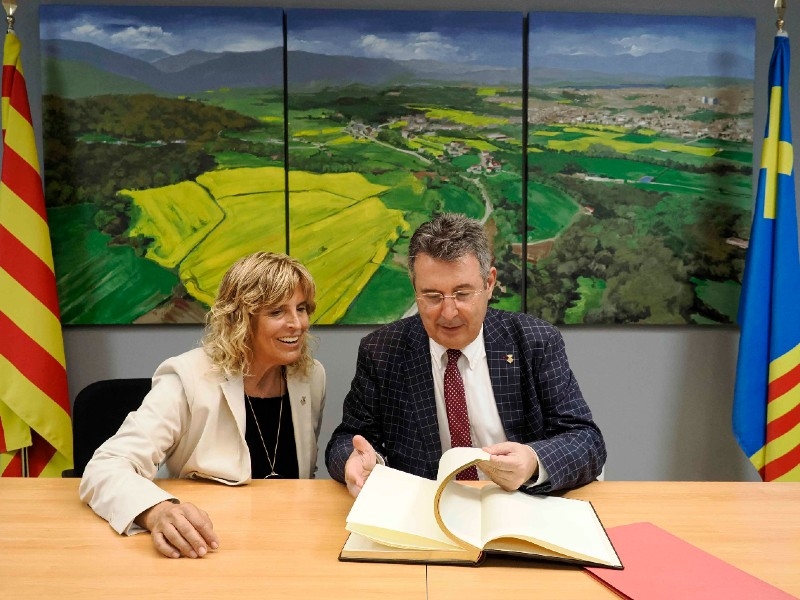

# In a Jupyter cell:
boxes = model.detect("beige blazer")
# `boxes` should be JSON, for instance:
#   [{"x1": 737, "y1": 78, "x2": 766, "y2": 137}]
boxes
[{"x1": 79, "y1": 347, "x2": 326, "y2": 535}]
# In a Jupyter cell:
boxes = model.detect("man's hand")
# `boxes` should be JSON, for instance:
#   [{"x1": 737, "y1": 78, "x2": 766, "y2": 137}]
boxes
[
  {"x1": 478, "y1": 442, "x2": 539, "y2": 491},
  {"x1": 344, "y1": 435, "x2": 378, "y2": 498},
  {"x1": 135, "y1": 500, "x2": 220, "y2": 559}
]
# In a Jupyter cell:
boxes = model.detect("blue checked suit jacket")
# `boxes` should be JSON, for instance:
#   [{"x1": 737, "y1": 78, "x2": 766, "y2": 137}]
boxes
[{"x1": 325, "y1": 308, "x2": 606, "y2": 493}]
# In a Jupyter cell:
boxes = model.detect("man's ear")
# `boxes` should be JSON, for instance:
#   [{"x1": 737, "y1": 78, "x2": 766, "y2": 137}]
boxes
[{"x1": 486, "y1": 266, "x2": 498, "y2": 291}]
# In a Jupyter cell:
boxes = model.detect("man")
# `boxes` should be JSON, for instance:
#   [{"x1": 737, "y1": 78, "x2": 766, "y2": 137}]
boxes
[{"x1": 326, "y1": 213, "x2": 606, "y2": 497}]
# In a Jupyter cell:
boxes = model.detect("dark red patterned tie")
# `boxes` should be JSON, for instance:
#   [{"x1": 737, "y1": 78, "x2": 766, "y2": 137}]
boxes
[{"x1": 444, "y1": 349, "x2": 478, "y2": 481}]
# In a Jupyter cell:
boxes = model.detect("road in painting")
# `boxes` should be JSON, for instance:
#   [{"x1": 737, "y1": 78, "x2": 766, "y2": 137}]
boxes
[
  {"x1": 525, "y1": 13, "x2": 755, "y2": 324},
  {"x1": 40, "y1": 6, "x2": 524, "y2": 325}
]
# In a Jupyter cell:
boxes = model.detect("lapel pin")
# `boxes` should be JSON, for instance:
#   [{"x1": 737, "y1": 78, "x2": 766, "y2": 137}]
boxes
[
  {"x1": 506, "y1": 354, "x2": 514, "y2": 364},
  {"x1": 301, "y1": 396, "x2": 307, "y2": 405}
]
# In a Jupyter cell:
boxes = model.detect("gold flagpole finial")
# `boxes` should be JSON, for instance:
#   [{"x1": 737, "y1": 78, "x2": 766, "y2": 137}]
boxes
[
  {"x1": 3, "y1": 2, "x2": 16, "y2": 33},
  {"x1": 775, "y1": 0, "x2": 787, "y2": 33}
]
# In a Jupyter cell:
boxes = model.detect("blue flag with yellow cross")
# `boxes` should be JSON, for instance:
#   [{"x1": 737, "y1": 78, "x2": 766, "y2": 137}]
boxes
[{"x1": 733, "y1": 32, "x2": 800, "y2": 481}]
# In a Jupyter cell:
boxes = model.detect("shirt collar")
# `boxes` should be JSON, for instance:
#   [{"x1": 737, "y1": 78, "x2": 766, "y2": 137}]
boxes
[{"x1": 430, "y1": 327, "x2": 486, "y2": 371}]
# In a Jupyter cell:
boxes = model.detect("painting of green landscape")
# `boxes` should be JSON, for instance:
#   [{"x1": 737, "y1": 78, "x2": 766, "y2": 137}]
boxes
[
  {"x1": 285, "y1": 9, "x2": 524, "y2": 323},
  {"x1": 526, "y1": 13, "x2": 755, "y2": 324},
  {"x1": 39, "y1": 7, "x2": 754, "y2": 326}
]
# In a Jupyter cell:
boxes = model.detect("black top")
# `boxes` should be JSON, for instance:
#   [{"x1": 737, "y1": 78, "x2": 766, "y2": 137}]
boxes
[{"x1": 244, "y1": 391, "x2": 299, "y2": 479}]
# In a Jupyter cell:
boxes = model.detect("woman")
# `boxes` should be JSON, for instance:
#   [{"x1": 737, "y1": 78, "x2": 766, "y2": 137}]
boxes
[{"x1": 79, "y1": 252, "x2": 326, "y2": 559}]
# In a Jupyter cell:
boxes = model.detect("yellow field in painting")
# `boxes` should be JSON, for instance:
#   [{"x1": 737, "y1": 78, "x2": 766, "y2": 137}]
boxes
[
  {"x1": 180, "y1": 191, "x2": 287, "y2": 306},
  {"x1": 288, "y1": 170, "x2": 407, "y2": 323},
  {"x1": 291, "y1": 196, "x2": 408, "y2": 323},
  {"x1": 414, "y1": 106, "x2": 509, "y2": 127},
  {"x1": 543, "y1": 127, "x2": 718, "y2": 157},
  {"x1": 127, "y1": 166, "x2": 407, "y2": 319},
  {"x1": 196, "y1": 166, "x2": 285, "y2": 197},
  {"x1": 292, "y1": 126, "x2": 343, "y2": 137},
  {"x1": 123, "y1": 181, "x2": 224, "y2": 268},
  {"x1": 288, "y1": 171, "x2": 388, "y2": 199}
]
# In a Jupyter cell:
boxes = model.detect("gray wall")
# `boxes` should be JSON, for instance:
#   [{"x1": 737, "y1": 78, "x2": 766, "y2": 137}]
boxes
[{"x1": 15, "y1": 0, "x2": 786, "y2": 482}]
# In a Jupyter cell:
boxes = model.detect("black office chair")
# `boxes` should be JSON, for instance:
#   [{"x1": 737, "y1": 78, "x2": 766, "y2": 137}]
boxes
[{"x1": 66, "y1": 378, "x2": 152, "y2": 478}]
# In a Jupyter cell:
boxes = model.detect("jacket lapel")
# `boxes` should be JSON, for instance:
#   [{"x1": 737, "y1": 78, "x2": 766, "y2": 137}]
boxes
[
  {"x1": 483, "y1": 310, "x2": 524, "y2": 441},
  {"x1": 286, "y1": 375, "x2": 314, "y2": 479},
  {"x1": 221, "y1": 376, "x2": 246, "y2": 438},
  {"x1": 404, "y1": 317, "x2": 442, "y2": 477}
]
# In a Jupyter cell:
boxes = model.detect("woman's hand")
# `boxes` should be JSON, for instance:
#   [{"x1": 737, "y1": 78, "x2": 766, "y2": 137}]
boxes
[{"x1": 136, "y1": 500, "x2": 220, "y2": 558}]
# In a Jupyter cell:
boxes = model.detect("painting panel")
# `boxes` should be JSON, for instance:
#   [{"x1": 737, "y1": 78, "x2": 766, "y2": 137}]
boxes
[
  {"x1": 40, "y1": 5, "x2": 286, "y2": 324},
  {"x1": 527, "y1": 13, "x2": 755, "y2": 325},
  {"x1": 286, "y1": 9, "x2": 524, "y2": 324}
]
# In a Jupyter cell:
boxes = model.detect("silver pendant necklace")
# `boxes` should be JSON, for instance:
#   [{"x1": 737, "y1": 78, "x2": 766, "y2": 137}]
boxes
[{"x1": 245, "y1": 368, "x2": 284, "y2": 479}]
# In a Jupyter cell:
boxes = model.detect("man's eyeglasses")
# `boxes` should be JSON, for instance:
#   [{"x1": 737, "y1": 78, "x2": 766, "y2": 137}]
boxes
[{"x1": 415, "y1": 289, "x2": 486, "y2": 309}]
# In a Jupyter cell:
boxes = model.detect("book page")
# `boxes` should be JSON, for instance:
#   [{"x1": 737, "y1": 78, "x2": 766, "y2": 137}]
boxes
[
  {"x1": 436, "y1": 480, "x2": 483, "y2": 550},
  {"x1": 436, "y1": 447, "x2": 491, "y2": 482},
  {"x1": 345, "y1": 464, "x2": 461, "y2": 550},
  {"x1": 340, "y1": 532, "x2": 474, "y2": 564},
  {"x1": 480, "y1": 486, "x2": 621, "y2": 567}
]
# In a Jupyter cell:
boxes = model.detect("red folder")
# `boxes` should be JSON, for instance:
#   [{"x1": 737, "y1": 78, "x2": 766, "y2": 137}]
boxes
[{"x1": 585, "y1": 522, "x2": 797, "y2": 600}]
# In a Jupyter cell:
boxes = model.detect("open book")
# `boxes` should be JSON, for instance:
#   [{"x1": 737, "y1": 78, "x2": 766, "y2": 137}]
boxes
[{"x1": 339, "y1": 447, "x2": 622, "y2": 568}]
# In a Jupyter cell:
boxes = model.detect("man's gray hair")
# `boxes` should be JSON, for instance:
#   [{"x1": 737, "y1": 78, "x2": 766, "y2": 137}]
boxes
[{"x1": 407, "y1": 213, "x2": 492, "y2": 283}]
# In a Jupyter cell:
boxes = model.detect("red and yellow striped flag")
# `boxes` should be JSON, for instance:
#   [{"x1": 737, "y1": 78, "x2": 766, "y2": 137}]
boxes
[{"x1": 0, "y1": 16, "x2": 72, "y2": 476}]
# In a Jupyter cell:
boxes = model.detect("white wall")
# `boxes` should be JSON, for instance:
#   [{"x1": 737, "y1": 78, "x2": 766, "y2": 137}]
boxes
[{"x1": 17, "y1": 0, "x2": 783, "y2": 482}]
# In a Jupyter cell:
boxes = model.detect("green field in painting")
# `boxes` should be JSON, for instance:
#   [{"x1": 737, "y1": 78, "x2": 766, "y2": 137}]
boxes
[
  {"x1": 424, "y1": 184, "x2": 483, "y2": 219},
  {"x1": 527, "y1": 181, "x2": 579, "y2": 242},
  {"x1": 337, "y1": 253, "x2": 413, "y2": 324},
  {"x1": 48, "y1": 204, "x2": 177, "y2": 324},
  {"x1": 528, "y1": 152, "x2": 665, "y2": 180},
  {"x1": 193, "y1": 88, "x2": 284, "y2": 121}
]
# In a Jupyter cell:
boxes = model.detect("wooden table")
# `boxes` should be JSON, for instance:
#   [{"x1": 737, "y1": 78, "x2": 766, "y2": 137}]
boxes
[
  {"x1": 0, "y1": 478, "x2": 425, "y2": 600},
  {"x1": 1, "y1": 480, "x2": 798, "y2": 599}
]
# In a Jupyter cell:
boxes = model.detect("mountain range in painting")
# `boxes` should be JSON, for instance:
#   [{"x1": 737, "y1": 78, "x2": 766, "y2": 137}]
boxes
[
  {"x1": 42, "y1": 38, "x2": 750, "y2": 98},
  {"x1": 42, "y1": 39, "x2": 522, "y2": 95}
]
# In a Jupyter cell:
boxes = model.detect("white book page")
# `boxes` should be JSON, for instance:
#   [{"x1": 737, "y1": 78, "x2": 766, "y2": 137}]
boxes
[
  {"x1": 436, "y1": 480, "x2": 483, "y2": 549},
  {"x1": 436, "y1": 447, "x2": 491, "y2": 481},
  {"x1": 480, "y1": 486, "x2": 619, "y2": 565},
  {"x1": 345, "y1": 464, "x2": 459, "y2": 550}
]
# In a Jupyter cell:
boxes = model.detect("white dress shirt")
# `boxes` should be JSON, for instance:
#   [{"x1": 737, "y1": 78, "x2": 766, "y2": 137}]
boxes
[{"x1": 429, "y1": 328, "x2": 548, "y2": 485}]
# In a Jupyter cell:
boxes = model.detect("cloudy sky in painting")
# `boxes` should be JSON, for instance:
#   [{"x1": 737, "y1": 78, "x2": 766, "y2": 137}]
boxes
[
  {"x1": 39, "y1": 6, "x2": 522, "y2": 68},
  {"x1": 39, "y1": 5, "x2": 284, "y2": 55},
  {"x1": 287, "y1": 10, "x2": 521, "y2": 68},
  {"x1": 530, "y1": 12, "x2": 755, "y2": 76}
]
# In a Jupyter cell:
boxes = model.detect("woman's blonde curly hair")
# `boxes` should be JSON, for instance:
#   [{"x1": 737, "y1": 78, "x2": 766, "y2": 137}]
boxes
[{"x1": 202, "y1": 252, "x2": 317, "y2": 377}]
